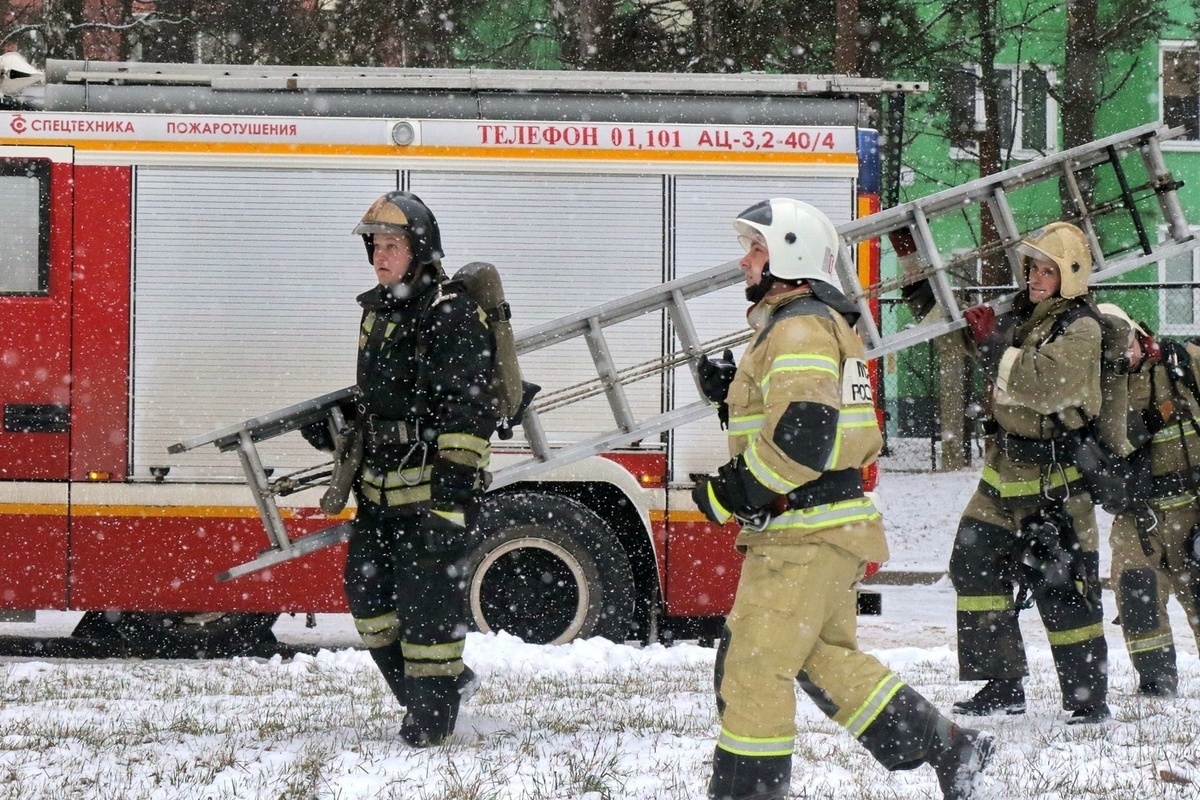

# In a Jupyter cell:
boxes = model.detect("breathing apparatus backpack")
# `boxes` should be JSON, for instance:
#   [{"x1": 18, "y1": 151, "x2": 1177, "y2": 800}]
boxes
[
  {"x1": 1044, "y1": 300, "x2": 1142, "y2": 512},
  {"x1": 446, "y1": 262, "x2": 540, "y2": 440}
]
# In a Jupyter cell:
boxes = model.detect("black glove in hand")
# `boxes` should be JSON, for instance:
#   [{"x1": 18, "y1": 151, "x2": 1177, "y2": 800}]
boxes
[
  {"x1": 422, "y1": 505, "x2": 476, "y2": 558},
  {"x1": 698, "y1": 349, "x2": 737, "y2": 403},
  {"x1": 300, "y1": 420, "x2": 336, "y2": 452},
  {"x1": 692, "y1": 476, "x2": 733, "y2": 526},
  {"x1": 692, "y1": 459, "x2": 774, "y2": 529},
  {"x1": 698, "y1": 350, "x2": 737, "y2": 427}
]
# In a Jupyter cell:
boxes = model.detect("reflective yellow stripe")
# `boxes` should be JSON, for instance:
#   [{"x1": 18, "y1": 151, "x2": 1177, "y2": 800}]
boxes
[
  {"x1": 824, "y1": 407, "x2": 878, "y2": 470},
  {"x1": 1127, "y1": 632, "x2": 1174, "y2": 655},
  {"x1": 359, "y1": 482, "x2": 432, "y2": 506},
  {"x1": 957, "y1": 595, "x2": 1014, "y2": 612},
  {"x1": 1154, "y1": 493, "x2": 1198, "y2": 510},
  {"x1": 402, "y1": 640, "x2": 466, "y2": 662},
  {"x1": 438, "y1": 432, "x2": 491, "y2": 456},
  {"x1": 744, "y1": 440, "x2": 797, "y2": 494},
  {"x1": 728, "y1": 415, "x2": 764, "y2": 436},
  {"x1": 407, "y1": 660, "x2": 464, "y2": 678},
  {"x1": 764, "y1": 497, "x2": 879, "y2": 531},
  {"x1": 846, "y1": 674, "x2": 904, "y2": 738},
  {"x1": 431, "y1": 508, "x2": 466, "y2": 526},
  {"x1": 1152, "y1": 424, "x2": 1199, "y2": 445},
  {"x1": 1046, "y1": 622, "x2": 1104, "y2": 647},
  {"x1": 981, "y1": 464, "x2": 1083, "y2": 498},
  {"x1": 354, "y1": 612, "x2": 400, "y2": 647},
  {"x1": 716, "y1": 728, "x2": 794, "y2": 758},
  {"x1": 361, "y1": 464, "x2": 434, "y2": 489},
  {"x1": 706, "y1": 483, "x2": 732, "y2": 524},
  {"x1": 761, "y1": 354, "x2": 839, "y2": 401},
  {"x1": 838, "y1": 407, "x2": 878, "y2": 427}
]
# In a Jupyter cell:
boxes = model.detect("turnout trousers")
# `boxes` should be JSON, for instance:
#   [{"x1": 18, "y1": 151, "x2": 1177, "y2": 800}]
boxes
[
  {"x1": 344, "y1": 501, "x2": 471, "y2": 691},
  {"x1": 949, "y1": 487, "x2": 1107, "y2": 711},
  {"x1": 1110, "y1": 496, "x2": 1200, "y2": 689},
  {"x1": 712, "y1": 541, "x2": 959, "y2": 799}
]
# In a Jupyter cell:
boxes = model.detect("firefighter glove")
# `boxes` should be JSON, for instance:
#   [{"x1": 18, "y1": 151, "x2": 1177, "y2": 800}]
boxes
[
  {"x1": 300, "y1": 420, "x2": 336, "y2": 452},
  {"x1": 692, "y1": 477, "x2": 733, "y2": 526},
  {"x1": 692, "y1": 456, "x2": 775, "y2": 529},
  {"x1": 962, "y1": 304, "x2": 997, "y2": 343},
  {"x1": 697, "y1": 350, "x2": 737, "y2": 427},
  {"x1": 1137, "y1": 329, "x2": 1161, "y2": 366}
]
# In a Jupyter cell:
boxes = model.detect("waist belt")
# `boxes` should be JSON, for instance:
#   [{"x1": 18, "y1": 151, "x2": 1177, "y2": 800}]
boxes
[
  {"x1": 775, "y1": 468, "x2": 865, "y2": 512},
  {"x1": 362, "y1": 416, "x2": 421, "y2": 451},
  {"x1": 1151, "y1": 468, "x2": 1200, "y2": 499},
  {"x1": 999, "y1": 430, "x2": 1080, "y2": 465}
]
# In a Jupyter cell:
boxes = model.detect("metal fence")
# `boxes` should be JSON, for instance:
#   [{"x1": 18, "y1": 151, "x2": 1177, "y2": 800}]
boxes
[{"x1": 876, "y1": 284, "x2": 1200, "y2": 472}]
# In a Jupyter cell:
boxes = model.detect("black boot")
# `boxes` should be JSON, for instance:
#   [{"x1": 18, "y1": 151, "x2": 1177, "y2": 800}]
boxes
[
  {"x1": 457, "y1": 665, "x2": 481, "y2": 704},
  {"x1": 368, "y1": 643, "x2": 407, "y2": 706},
  {"x1": 708, "y1": 747, "x2": 790, "y2": 800},
  {"x1": 1138, "y1": 675, "x2": 1178, "y2": 698},
  {"x1": 400, "y1": 675, "x2": 461, "y2": 748},
  {"x1": 951, "y1": 679, "x2": 1025, "y2": 716},
  {"x1": 856, "y1": 683, "x2": 994, "y2": 800},
  {"x1": 928, "y1": 721, "x2": 995, "y2": 800},
  {"x1": 1066, "y1": 703, "x2": 1111, "y2": 725}
]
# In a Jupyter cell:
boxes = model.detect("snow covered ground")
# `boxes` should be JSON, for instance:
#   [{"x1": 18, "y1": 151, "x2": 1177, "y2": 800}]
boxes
[{"x1": 2, "y1": 469, "x2": 1198, "y2": 799}]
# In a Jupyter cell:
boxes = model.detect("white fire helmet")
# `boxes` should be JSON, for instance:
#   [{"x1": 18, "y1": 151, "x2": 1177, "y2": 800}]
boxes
[
  {"x1": 733, "y1": 198, "x2": 842, "y2": 288},
  {"x1": 1016, "y1": 222, "x2": 1093, "y2": 299}
]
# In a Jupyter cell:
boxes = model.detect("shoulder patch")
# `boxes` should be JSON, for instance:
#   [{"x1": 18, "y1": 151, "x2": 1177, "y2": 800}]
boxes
[{"x1": 841, "y1": 358, "x2": 873, "y2": 405}]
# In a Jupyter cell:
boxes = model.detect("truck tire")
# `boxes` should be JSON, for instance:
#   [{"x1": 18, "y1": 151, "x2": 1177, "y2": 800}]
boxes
[
  {"x1": 110, "y1": 612, "x2": 279, "y2": 658},
  {"x1": 467, "y1": 492, "x2": 634, "y2": 645}
]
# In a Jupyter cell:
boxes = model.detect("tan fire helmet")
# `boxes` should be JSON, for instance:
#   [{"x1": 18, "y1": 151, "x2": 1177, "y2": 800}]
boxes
[
  {"x1": 353, "y1": 191, "x2": 443, "y2": 265},
  {"x1": 1016, "y1": 222, "x2": 1092, "y2": 298}
]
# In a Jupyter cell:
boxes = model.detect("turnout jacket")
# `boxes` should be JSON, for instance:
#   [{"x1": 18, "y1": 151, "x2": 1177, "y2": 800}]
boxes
[
  {"x1": 355, "y1": 271, "x2": 497, "y2": 511},
  {"x1": 980, "y1": 295, "x2": 1102, "y2": 504},
  {"x1": 1124, "y1": 343, "x2": 1200, "y2": 504},
  {"x1": 726, "y1": 285, "x2": 887, "y2": 562}
]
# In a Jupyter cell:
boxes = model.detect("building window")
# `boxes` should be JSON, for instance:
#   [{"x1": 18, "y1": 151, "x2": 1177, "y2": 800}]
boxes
[
  {"x1": 949, "y1": 65, "x2": 1058, "y2": 158},
  {"x1": 1160, "y1": 233, "x2": 1200, "y2": 335},
  {"x1": 1162, "y1": 45, "x2": 1199, "y2": 140},
  {"x1": 0, "y1": 160, "x2": 50, "y2": 295}
]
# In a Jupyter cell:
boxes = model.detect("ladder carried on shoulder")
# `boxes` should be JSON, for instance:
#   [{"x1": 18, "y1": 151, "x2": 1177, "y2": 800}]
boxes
[{"x1": 171, "y1": 122, "x2": 1199, "y2": 581}]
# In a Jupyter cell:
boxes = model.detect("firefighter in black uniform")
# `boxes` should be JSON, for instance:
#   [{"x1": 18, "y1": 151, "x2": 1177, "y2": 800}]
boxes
[{"x1": 306, "y1": 191, "x2": 497, "y2": 747}]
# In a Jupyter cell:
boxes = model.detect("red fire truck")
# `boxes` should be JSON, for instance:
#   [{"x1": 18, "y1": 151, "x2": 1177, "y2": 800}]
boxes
[{"x1": 0, "y1": 60, "x2": 899, "y2": 655}]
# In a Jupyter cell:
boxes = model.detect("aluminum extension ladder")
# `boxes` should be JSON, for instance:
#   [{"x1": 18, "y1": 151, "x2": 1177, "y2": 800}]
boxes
[{"x1": 171, "y1": 122, "x2": 1199, "y2": 581}]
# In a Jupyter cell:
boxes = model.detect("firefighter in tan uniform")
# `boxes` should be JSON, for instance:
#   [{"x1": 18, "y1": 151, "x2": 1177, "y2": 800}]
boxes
[
  {"x1": 692, "y1": 198, "x2": 994, "y2": 800},
  {"x1": 1102, "y1": 303, "x2": 1200, "y2": 698},
  {"x1": 951, "y1": 222, "x2": 1109, "y2": 723}
]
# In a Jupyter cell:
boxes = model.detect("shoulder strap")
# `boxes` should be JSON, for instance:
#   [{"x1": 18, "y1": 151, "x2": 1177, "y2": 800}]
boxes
[
  {"x1": 1043, "y1": 299, "x2": 1097, "y2": 346},
  {"x1": 756, "y1": 295, "x2": 834, "y2": 343}
]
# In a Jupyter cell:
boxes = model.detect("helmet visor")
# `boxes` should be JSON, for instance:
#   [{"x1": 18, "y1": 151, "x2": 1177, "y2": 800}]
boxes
[{"x1": 737, "y1": 232, "x2": 766, "y2": 253}]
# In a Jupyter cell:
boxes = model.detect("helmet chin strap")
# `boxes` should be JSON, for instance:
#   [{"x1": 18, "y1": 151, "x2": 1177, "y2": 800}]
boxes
[{"x1": 745, "y1": 262, "x2": 775, "y2": 304}]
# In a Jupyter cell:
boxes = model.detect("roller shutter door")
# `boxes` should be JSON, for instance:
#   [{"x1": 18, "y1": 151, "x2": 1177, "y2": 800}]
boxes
[
  {"x1": 408, "y1": 171, "x2": 665, "y2": 445},
  {"x1": 131, "y1": 168, "x2": 397, "y2": 479}
]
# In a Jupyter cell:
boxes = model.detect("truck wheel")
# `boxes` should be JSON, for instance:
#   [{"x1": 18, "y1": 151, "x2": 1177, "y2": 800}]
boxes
[
  {"x1": 111, "y1": 612, "x2": 279, "y2": 658},
  {"x1": 467, "y1": 492, "x2": 634, "y2": 645}
]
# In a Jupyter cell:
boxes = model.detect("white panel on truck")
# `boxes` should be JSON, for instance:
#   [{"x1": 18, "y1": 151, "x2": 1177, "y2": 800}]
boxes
[
  {"x1": 408, "y1": 172, "x2": 665, "y2": 445},
  {"x1": 669, "y1": 176, "x2": 856, "y2": 482},
  {"x1": 132, "y1": 168, "x2": 398, "y2": 479}
]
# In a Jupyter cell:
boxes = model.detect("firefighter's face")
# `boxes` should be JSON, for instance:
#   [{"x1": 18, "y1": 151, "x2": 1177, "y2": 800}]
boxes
[
  {"x1": 1026, "y1": 258, "x2": 1061, "y2": 303},
  {"x1": 739, "y1": 239, "x2": 769, "y2": 286},
  {"x1": 373, "y1": 233, "x2": 413, "y2": 287}
]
